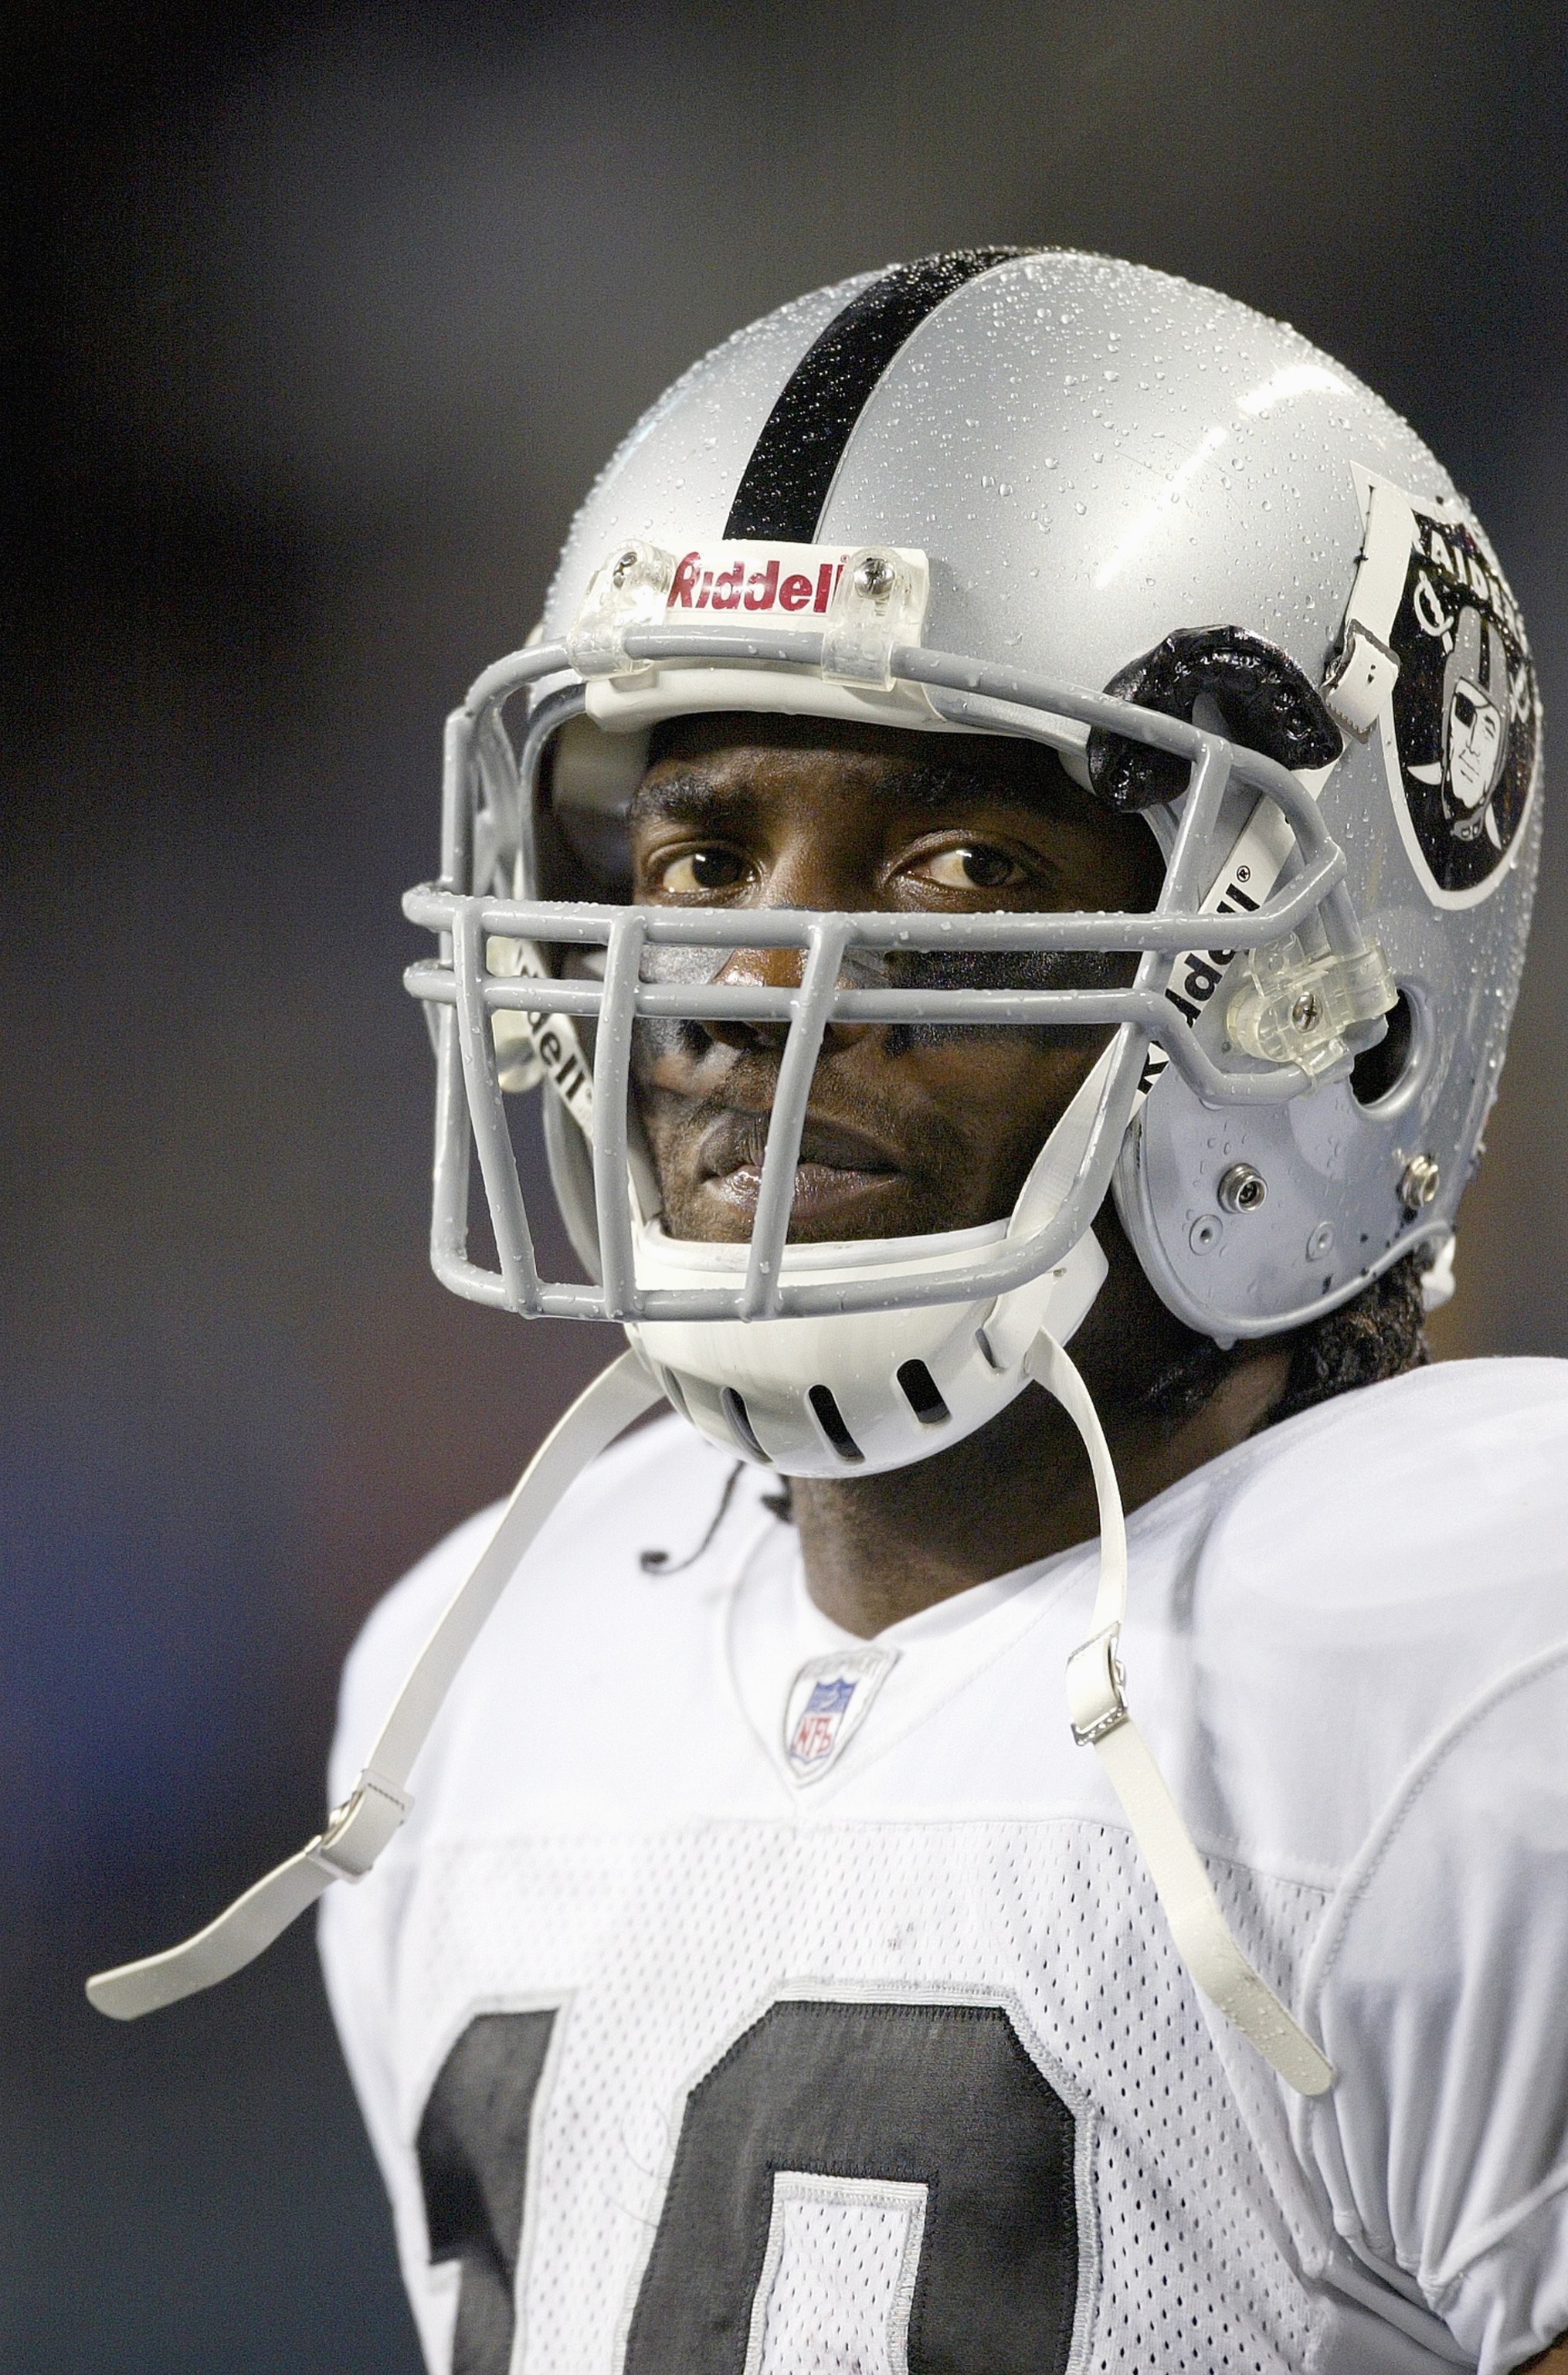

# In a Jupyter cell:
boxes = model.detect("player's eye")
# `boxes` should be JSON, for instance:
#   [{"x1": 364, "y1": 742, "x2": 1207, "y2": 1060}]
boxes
[
  {"x1": 1454, "y1": 693, "x2": 1476, "y2": 727},
  {"x1": 650, "y1": 847, "x2": 749, "y2": 897},
  {"x1": 908, "y1": 843, "x2": 1030, "y2": 891}
]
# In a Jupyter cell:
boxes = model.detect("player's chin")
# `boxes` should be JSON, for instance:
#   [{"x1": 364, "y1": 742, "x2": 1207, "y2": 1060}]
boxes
[{"x1": 670, "y1": 1160, "x2": 948, "y2": 1246}]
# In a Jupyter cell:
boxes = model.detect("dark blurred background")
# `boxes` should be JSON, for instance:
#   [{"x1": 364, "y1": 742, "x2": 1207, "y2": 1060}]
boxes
[{"x1": 5, "y1": 2, "x2": 1567, "y2": 2364}]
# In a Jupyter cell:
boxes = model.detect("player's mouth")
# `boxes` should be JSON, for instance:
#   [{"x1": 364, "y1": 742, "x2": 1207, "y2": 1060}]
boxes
[{"x1": 695, "y1": 1110, "x2": 904, "y2": 1226}]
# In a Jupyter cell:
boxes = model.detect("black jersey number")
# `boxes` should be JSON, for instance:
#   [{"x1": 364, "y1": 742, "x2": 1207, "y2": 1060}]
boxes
[
  {"x1": 416, "y1": 2010, "x2": 556, "y2": 2375},
  {"x1": 418, "y1": 1997, "x2": 1082, "y2": 2375}
]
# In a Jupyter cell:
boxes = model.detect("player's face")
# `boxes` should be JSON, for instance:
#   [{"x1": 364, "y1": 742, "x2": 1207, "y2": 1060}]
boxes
[
  {"x1": 1446, "y1": 678, "x2": 1503, "y2": 812},
  {"x1": 626, "y1": 716, "x2": 1162, "y2": 1244}
]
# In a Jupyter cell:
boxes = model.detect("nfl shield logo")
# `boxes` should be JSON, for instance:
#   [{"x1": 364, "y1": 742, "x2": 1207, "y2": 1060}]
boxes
[{"x1": 783, "y1": 1649, "x2": 898, "y2": 1783}]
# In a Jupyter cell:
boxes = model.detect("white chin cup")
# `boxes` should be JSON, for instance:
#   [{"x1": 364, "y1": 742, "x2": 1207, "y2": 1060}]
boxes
[{"x1": 626, "y1": 1220, "x2": 1108, "y2": 1478}]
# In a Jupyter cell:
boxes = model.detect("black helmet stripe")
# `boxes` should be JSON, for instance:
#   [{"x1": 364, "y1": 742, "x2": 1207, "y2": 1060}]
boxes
[{"x1": 724, "y1": 249, "x2": 1031, "y2": 543}]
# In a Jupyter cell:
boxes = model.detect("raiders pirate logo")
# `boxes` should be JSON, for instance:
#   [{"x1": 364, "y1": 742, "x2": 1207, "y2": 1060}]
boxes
[{"x1": 1325, "y1": 473, "x2": 1539, "y2": 908}]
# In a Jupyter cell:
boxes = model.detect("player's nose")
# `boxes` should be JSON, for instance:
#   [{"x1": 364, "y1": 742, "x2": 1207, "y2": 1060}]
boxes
[
  {"x1": 701, "y1": 830, "x2": 880, "y2": 1053},
  {"x1": 704, "y1": 939, "x2": 876, "y2": 1054}
]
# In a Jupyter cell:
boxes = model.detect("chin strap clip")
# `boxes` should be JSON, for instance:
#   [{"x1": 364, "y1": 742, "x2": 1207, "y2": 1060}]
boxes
[
  {"x1": 1029, "y1": 1331, "x2": 1336, "y2": 2098},
  {"x1": 1065, "y1": 1624, "x2": 1129, "y2": 1746},
  {"x1": 307, "y1": 1768, "x2": 413, "y2": 1881}
]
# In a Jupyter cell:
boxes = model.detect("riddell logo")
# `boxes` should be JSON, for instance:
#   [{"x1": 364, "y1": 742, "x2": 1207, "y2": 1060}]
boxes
[{"x1": 667, "y1": 545, "x2": 846, "y2": 616}]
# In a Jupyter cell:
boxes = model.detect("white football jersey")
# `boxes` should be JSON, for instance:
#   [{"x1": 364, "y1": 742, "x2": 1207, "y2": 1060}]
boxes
[{"x1": 321, "y1": 1359, "x2": 1568, "y2": 2375}]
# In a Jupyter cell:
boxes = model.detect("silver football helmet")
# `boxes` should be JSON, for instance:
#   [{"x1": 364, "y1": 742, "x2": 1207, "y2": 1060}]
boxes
[
  {"x1": 404, "y1": 249, "x2": 1541, "y2": 1479},
  {"x1": 92, "y1": 255, "x2": 1539, "y2": 2082}
]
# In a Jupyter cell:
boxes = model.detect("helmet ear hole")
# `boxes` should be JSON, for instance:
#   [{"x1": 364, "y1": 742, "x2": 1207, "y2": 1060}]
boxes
[{"x1": 1350, "y1": 990, "x2": 1417, "y2": 1109}]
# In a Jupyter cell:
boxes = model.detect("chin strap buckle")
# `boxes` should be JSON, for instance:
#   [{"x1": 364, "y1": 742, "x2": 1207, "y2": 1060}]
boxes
[
  {"x1": 1067, "y1": 1623, "x2": 1130, "y2": 1746},
  {"x1": 308, "y1": 1767, "x2": 412, "y2": 1882}
]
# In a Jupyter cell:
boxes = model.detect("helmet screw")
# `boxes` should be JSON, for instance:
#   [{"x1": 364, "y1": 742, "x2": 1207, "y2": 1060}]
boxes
[
  {"x1": 853, "y1": 553, "x2": 896, "y2": 601},
  {"x1": 610, "y1": 547, "x2": 639, "y2": 588},
  {"x1": 1399, "y1": 1152, "x2": 1441, "y2": 1213},
  {"x1": 1291, "y1": 989, "x2": 1322, "y2": 1033},
  {"x1": 1217, "y1": 1162, "x2": 1267, "y2": 1214}
]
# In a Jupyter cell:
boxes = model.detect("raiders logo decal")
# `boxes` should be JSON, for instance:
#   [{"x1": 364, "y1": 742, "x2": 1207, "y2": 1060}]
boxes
[{"x1": 1325, "y1": 473, "x2": 1539, "y2": 909}]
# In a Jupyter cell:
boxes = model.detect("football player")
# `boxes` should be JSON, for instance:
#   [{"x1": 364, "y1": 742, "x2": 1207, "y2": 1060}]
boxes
[{"x1": 90, "y1": 252, "x2": 1566, "y2": 2373}]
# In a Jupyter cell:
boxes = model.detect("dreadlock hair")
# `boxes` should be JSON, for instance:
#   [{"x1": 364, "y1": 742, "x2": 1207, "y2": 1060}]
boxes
[
  {"x1": 1266, "y1": 1249, "x2": 1430, "y2": 1429},
  {"x1": 1135, "y1": 1248, "x2": 1430, "y2": 1437}
]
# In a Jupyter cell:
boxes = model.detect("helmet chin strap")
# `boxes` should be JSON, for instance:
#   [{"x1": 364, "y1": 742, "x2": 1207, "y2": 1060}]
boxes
[
  {"x1": 87, "y1": 1327, "x2": 1332, "y2": 2094},
  {"x1": 1037, "y1": 1328, "x2": 1334, "y2": 2096}
]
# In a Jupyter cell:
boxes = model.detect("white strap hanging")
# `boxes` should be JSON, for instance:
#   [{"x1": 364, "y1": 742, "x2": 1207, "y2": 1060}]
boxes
[
  {"x1": 87, "y1": 1350, "x2": 662, "y2": 2020},
  {"x1": 90, "y1": 1324, "x2": 1334, "y2": 2102},
  {"x1": 1029, "y1": 1331, "x2": 1335, "y2": 2098}
]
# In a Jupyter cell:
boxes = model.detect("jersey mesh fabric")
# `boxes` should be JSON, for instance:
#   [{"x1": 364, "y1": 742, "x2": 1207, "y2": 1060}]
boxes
[
  {"x1": 750, "y1": 2180, "x2": 922, "y2": 2375},
  {"x1": 321, "y1": 1360, "x2": 1568, "y2": 2375},
  {"x1": 368, "y1": 1824, "x2": 1322, "y2": 2373}
]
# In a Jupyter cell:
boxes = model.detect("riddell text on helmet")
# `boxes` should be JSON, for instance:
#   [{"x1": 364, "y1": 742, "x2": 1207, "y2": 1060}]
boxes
[{"x1": 667, "y1": 545, "x2": 846, "y2": 615}]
